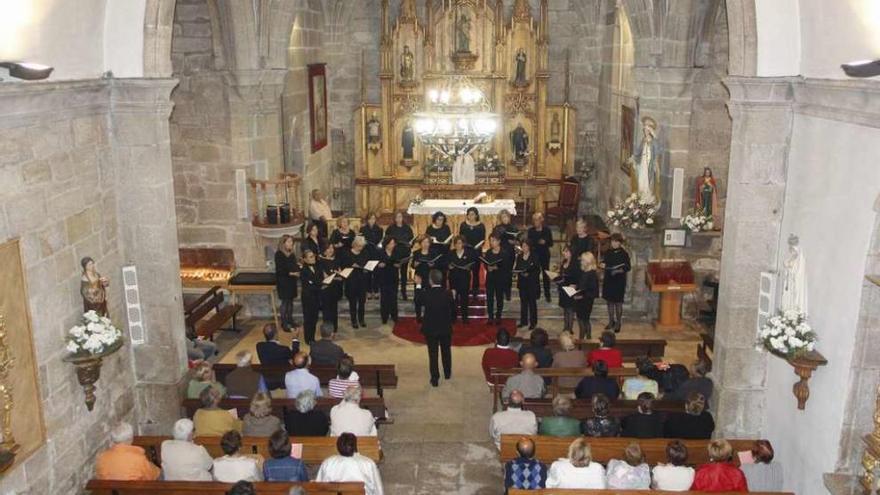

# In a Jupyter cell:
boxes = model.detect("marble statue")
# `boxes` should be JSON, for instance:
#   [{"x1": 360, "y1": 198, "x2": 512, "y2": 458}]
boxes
[
  {"x1": 696, "y1": 166, "x2": 718, "y2": 221},
  {"x1": 780, "y1": 234, "x2": 808, "y2": 315},
  {"x1": 80, "y1": 256, "x2": 109, "y2": 317},
  {"x1": 628, "y1": 116, "x2": 660, "y2": 204},
  {"x1": 511, "y1": 123, "x2": 529, "y2": 161},
  {"x1": 402, "y1": 122, "x2": 415, "y2": 160},
  {"x1": 400, "y1": 45, "x2": 414, "y2": 81},
  {"x1": 515, "y1": 48, "x2": 528, "y2": 85},
  {"x1": 550, "y1": 113, "x2": 561, "y2": 142},
  {"x1": 367, "y1": 112, "x2": 381, "y2": 144},
  {"x1": 456, "y1": 13, "x2": 471, "y2": 52}
]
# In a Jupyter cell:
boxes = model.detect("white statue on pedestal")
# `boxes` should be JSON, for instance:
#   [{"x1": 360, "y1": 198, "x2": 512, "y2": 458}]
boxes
[
  {"x1": 452, "y1": 153, "x2": 476, "y2": 185},
  {"x1": 780, "y1": 234, "x2": 808, "y2": 315}
]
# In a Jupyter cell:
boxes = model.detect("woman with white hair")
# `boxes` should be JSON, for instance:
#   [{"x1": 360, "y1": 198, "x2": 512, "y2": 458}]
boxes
[
  {"x1": 161, "y1": 418, "x2": 213, "y2": 480},
  {"x1": 283, "y1": 390, "x2": 329, "y2": 436},
  {"x1": 187, "y1": 361, "x2": 226, "y2": 399},
  {"x1": 341, "y1": 235, "x2": 370, "y2": 329},
  {"x1": 546, "y1": 438, "x2": 606, "y2": 488},
  {"x1": 95, "y1": 422, "x2": 161, "y2": 481},
  {"x1": 242, "y1": 392, "x2": 284, "y2": 437},
  {"x1": 552, "y1": 331, "x2": 587, "y2": 390},
  {"x1": 329, "y1": 384, "x2": 377, "y2": 437}
]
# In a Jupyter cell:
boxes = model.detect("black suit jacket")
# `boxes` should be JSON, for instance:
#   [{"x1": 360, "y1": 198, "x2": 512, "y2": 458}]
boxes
[
  {"x1": 420, "y1": 286, "x2": 456, "y2": 337},
  {"x1": 256, "y1": 341, "x2": 292, "y2": 366},
  {"x1": 309, "y1": 340, "x2": 346, "y2": 367}
]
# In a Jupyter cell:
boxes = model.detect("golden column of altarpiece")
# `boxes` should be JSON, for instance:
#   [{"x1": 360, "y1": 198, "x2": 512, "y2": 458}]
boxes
[{"x1": 354, "y1": 0, "x2": 577, "y2": 217}]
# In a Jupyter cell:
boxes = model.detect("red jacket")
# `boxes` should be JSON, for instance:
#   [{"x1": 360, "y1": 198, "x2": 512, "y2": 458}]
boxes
[
  {"x1": 481, "y1": 347, "x2": 519, "y2": 383},
  {"x1": 692, "y1": 462, "x2": 749, "y2": 492},
  {"x1": 587, "y1": 348, "x2": 623, "y2": 368}
]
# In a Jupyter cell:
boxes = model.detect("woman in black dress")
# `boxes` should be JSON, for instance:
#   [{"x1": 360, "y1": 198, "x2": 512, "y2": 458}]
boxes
[
  {"x1": 318, "y1": 243, "x2": 342, "y2": 335},
  {"x1": 302, "y1": 223, "x2": 324, "y2": 258},
  {"x1": 481, "y1": 235, "x2": 505, "y2": 324},
  {"x1": 385, "y1": 211, "x2": 414, "y2": 300},
  {"x1": 376, "y1": 237, "x2": 401, "y2": 325},
  {"x1": 299, "y1": 249, "x2": 322, "y2": 344},
  {"x1": 527, "y1": 212, "x2": 554, "y2": 302},
  {"x1": 514, "y1": 240, "x2": 541, "y2": 330},
  {"x1": 360, "y1": 212, "x2": 384, "y2": 299},
  {"x1": 555, "y1": 244, "x2": 580, "y2": 333},
  {"x1": 448, "y1": 236, "x2": 474, "y2": 324},
  {"x1": 426, "y1": 211, "x2": 452, "y2": 262},
  {"x1": 602, "y1": 233, "x2": 632, "y2": 333},
  {"x1": 458, "y1": 207, "x2": 486, "y2": 296},
  {"x1": 274, "y1": 235, "x2": 301, "y2": 333},
  {"x1": 493, "y1": 209, "x2": 519, "y2": 301},
  {"x1": 573, "y1": 251, "x2": 599, "y2": 340},
  {"x1": 329, "y1": 217, "x2": 356, "y2": 258},
  {"x1": 412, "y1": 236, "x2": 441, "y2": 323},
  {"x1": 342, "y1": 236, "x2": 369, "y2": 329},
  {"x1": 569, "y1": 217, "x2": 596, "y2": 261}
]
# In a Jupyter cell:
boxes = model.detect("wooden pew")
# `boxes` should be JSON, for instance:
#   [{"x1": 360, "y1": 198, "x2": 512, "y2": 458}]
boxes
[
  {"x1": 86, "y1": 480, "x2": 365, "y2": 495},
  {"x1": 489, "y1": 367, "x2": 638, "y2": 412},
  {"x1": 499, "y1": 435, "x2": 754, "y2": 466},
  {"x1": 522, "y1": 398, "x2": 684, "y2": 420},
  {"x1": 132, "y1": 435, "x2": 382, "y2": 465},
  {"x1": 181, "y1": 397, "x2": 389, "y2": 423},
  {"x1": 509, "y1": 490, "x2": 791, "y2": 495},
  {"x1": 213, "y1": 364, "x2": 398, "y2": 397},
  {"x1": 510, "y1": 337, "x2": 667, "y2": 359},
  {"x1": 184, "y1": 286, "x2": 242, "y2": 340}
]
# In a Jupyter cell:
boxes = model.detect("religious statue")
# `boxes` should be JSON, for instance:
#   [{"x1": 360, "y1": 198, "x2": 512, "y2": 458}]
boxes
[
  {"x1": 456, "y1": 13, "x2": 471, "y2": 52},
  {"x1": 695, "y1": 167, "x2": 719, "y2": 223},
  {"x1": 510, "y1": 123, "x2": 529, "y2": 162},
  {"x1": 780, "y1": 234, "x2": 808, "y2": 315},
  {"x1": 401, "y1": 122, "x2": 415, "y2": 160},
  {"x1": 452, "y1": 153, "x2": 476, "y2": 185},
  {"x1": 80, "y1": 256, "x2": 109, "y2": 317},
  {"x1": 550, "y1": 113, "x2": 561, "y2": 142},
  {"x1": 400, "y1": 45, "x2": 414, "y2": 82},
  {"x1": 514, "y1": 49, "x2": 528, "y2": 85},
  {"x1": 628, "y1": 116, "x2": 660, "y2": 204},
  {"x1": 367, "y1": 112, "x2": 381, "y2": 145}
]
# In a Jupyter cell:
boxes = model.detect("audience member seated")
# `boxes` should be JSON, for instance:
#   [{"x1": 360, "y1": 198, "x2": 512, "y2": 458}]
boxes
[
  {"x1": 187, "y1": 332, "x2": 218, "y2": 362},
  {"x1": 256, "y1": 323, "x2": 293, "y2": 366},
  {"x1": 574, "y1": 360, "x2": 620, "y2": 400},
  {"x1": 652, "y1": 440, "x2": 695, "y2": 491},
  {"x1": 502, "y1": 353, "x2": 546, "y2": 400},
  {"x1": 546, "y1": 438, "x2": 606, "y2": 489},
  {"x1": 242, "y1": 392, "x2": 284, "y2": 436},
  {"x1": 95, "y1": 422, "x2": 161, "y2": 481},
  {"x1": 328, "y1": 357, "x2": 361, "y2": 398},
  {"x1": 663, "y1": 392, "x2": 715, "y2": 439},
  {"x1": 587, "y1": 331, "x2": 623, "y2": 368},
  {"x1": 284, "y1": 390, "x2": 330, "y2": 436},
  {"x1": 739, "y1": 439, "x2": 783, "y2": 491},
  {"x1": 263, "y1": 429, "x2": 309, "y2": 482},
  {"x1": 481, "y1": 328, "x2": 520, "y2": 386},
  {"x1": 226, "y1": 480, "x2": 256, "y2": 495},
  {"x1": 213, "y1": 430, "x2": 263, "y2": 482},
  {"x1": 194, "y1": 385, "x2": 243, "y2": 437},
  {"x1": 517, "y1": 328, "x2": 553, "y2": 369},
  {"x1": 538, "y1": 395, "x2": 580, "y2": 437},
  {"x1": 666, "y1": 360, "x2": 713, "y2": 403},
  {"x1": 552, "y1": 331, "x2": 586, "y2": 389},
  {"x1": 188, "y1": 361, "x2": 226, "y2": 399},
  {"x1": 621, "y1": 392, "x2": 663, "y2": 439},
  {"x1": 316, "y1": 433, "x2": 384, "y2": 495},
  {"x1": 285, "y1": 352, "x2": 323, "y2": 398},
  {"x1": 581, "y1": 393, "x2": 621, "y2": 437},
  {"x1": 330, "y1": 384, "x2": 377, "y2": 437},
  {"x1": 504, "y1": 437, "x2": 547, "y2": 492},
  {"x1": 309, "y1": 188, "x2": 334, "y2": 239},
  {"x1": 310, "y1": 322, "x2": 347, "y2": 366},
  {"x1": 622, "y1": 358, "x2": 660, "y2": 400},
  {"x1": 490, "y1": 390, "x2": 538, "y2": 449},
  {"x1": 161, "y1": 418, "x2": 213, "y2": 481},
  {"x1": 635, "y1": 356, "x2": 691, "y2": 396},
  {"x1": 226, "y1": 350, "x2": 268, "y2": 398},
  {"x1": 691, "y1": 439, "x2": 748, "y2": 492},
  {"x1": 605, "y1": 442, "x2": 651, "y2": 489}
]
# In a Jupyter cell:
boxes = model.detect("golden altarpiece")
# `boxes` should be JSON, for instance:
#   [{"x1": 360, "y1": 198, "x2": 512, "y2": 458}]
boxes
[{"x1": 353, "y1": 0, "x2": 576, "y2": 216}]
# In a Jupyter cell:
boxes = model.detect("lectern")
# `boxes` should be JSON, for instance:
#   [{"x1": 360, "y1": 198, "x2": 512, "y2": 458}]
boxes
[{"x1": 646, "y1": 260, "x2": 697, "y2": 331}]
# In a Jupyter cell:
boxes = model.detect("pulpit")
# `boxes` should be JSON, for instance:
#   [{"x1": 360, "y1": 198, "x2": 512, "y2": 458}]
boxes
[{"x1": 646, "y1": 260, "x2": 697, "y2": 331}]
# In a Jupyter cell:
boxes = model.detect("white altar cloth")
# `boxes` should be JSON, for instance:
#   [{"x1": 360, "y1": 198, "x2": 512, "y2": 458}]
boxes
[{"x1": 407, "y1": 199, "x2": 517, "y2": 216}]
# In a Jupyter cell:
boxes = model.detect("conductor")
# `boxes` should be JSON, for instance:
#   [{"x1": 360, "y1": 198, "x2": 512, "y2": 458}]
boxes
[{"x1": 421, "y1": 269, "x2": 456, "y2": 387}]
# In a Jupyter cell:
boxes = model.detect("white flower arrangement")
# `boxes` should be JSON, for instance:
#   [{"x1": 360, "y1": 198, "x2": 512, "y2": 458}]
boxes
[
  {"x1": 605, "y1": 193, "x2": 658, "y2": 230},
  {"x1": 681, "y1": 207, "x2": 713, "y2": 232},
  {"x1": 757, "y1": 309, "x2": 816, "y2": 358},
  {"x1": 65, "y1": 310, "x2": 123, "y2": 357}
]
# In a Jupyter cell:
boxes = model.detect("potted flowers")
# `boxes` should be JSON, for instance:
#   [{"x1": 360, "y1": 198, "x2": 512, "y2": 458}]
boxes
[
  {"x1": 757, "y1": 309, "x2": 826, "y2": 410},
  {"x1": 63, "y1": 310, "x2": 124, "y2": 411},
  {"x1": 605, "y1": 193, "x2": 658, "y2": 230},
  {"x1": 681, "y1": 207, "x2": 713, "y2": 232}
]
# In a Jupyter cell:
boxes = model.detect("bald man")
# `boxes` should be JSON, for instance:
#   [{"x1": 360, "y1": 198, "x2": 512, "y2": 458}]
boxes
[
  {"x1": 502, "y1": 353, "x2": 546, "y2": 400},
  {"x1": 490, "y1": 390, "x2": 538, "y2": 449},
  {"x1": 284, "y1": 352, "x2": 323, "y2": 398},
  {"x1": 504, "y1": 437, "x2": 547, "y2": 490}
]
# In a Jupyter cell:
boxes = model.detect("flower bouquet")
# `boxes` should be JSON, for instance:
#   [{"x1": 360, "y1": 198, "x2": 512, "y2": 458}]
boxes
[
  {"x1": 605, "y1": 194, "x2": 658, "y2": 229},
  {"x1": 681, "y1": 207, "x2": 713, "y2": 232},
  {"x1": 757, "y1": 309, "x2": 817, "y2": 359},
  {"x1": 65, "y1": 310, "x2": 123, "y2": 358}
]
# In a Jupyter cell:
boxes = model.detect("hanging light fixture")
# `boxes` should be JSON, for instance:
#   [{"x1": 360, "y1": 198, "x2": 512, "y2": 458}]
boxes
[{"x1": 413, "y1": 77, "x2": 499, "y2": 158}]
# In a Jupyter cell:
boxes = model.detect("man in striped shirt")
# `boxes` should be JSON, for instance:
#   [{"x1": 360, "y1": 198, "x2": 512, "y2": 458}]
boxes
[{"x1": 328, "y1": 356, "x2": 361, "y2": 398}]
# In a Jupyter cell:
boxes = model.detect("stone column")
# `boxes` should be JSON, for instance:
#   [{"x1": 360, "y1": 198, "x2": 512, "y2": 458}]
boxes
[
  {"x1": 109, "y1": 78, "x2": 188, "y2": 435},
  {"x1": 713, "y1": 77, "x2": 796, "y2": 437}
]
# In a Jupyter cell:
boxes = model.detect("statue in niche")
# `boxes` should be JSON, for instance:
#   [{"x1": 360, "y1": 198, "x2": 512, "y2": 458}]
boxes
[
  {"x1": 627, "y1": 116, "x2": 660, "y2": 204},
  {"x1": 550, "y1": 113, "x2": 561, "y2": 142},
  {"x1": 401, "y1": 122, "x2": 415, "y2": 160},
  {"x1": 780, "y1": 234, "x2": 808, "y2": 315},
  {"x1": 366, "y1": 112, "x2": 381, "y2": 152},
  {"x1": 510, "y1": 123, "x2": 529, "y2": 162},
  {"x1": 514, "y1": 49, "x2": 528, "y2": 85},
  {"x1": 695, "y1": 166, "x2": 719, "y2": 223},
  {"x1": 456, "y1": 13, "x2": 471, "y2": 52},
  {"x1": 80, "y1": 256, "x2": 109, "y2": 317},
  {"x1": 400, "y1": 45, "x2": 414, "y2": 82}
]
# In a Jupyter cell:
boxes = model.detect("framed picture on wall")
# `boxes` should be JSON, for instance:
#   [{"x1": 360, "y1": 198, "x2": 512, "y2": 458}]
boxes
[
  {"x1": 663, "y1": 228, "x2": 688, "y2": 247},
  {"x1": 308, "y1": 63, "x2": 328, "y2": 153},
  {"x1": 619, "y1": 104, "x2": 636, "y2": 175}
]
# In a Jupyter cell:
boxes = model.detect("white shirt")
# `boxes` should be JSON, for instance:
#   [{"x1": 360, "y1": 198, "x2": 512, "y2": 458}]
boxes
[
  {"x1": 546, "y1": 459, "x2": 606, "y2": 489},
  {"x1": 160, "y1": 439, "x2": 214, "y2": 481},
  {"x1": 310, "y1": 198, "x2": 333, "y2": 221},
  {"x1": 330, "y1": 401, "x2": 378, "y2": 437},
  {"x1": 652, "y1": 464, "x2": 695, "y2": 491},
  {"x1": 489, "y1": 408, "x2": 537, "y2": 450},
  {"x1": 212, "y1": 455, "x2": 262, "y2": 482},
  {"x1": 317, "y1": 454, "x2": 384, "y2": 495}
]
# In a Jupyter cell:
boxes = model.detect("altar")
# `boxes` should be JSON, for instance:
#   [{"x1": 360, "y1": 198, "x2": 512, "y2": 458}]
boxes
[{"x1": 407, "y1": 199, "x2": 516, "y2": 235}]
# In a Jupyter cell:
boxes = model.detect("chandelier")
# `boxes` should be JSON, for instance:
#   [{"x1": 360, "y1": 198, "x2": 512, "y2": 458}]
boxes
[{"x1": 413, "y1": 77, "x2": 499, "y2": 158}]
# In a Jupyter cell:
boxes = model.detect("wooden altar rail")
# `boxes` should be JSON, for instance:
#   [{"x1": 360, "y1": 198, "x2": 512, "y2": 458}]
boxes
[{"x1": 86, "y1": 480, "x2": 365, "y2": 494}]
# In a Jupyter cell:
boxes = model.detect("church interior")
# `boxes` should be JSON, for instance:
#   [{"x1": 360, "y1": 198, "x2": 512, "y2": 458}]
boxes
[{"x1": 0, "y1": 0, "x2": 879, "y2": 494}]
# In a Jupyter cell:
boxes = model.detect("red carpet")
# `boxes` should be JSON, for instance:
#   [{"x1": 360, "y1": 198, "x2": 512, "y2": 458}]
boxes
[{"x1": 392, "y1": 317, "x2": 518, "y2": 346}]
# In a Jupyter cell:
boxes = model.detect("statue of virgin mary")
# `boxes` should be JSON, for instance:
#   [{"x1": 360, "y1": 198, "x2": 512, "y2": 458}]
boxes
[{"x1": 629, "y1": 116, "x2": 660, "y2": 205}]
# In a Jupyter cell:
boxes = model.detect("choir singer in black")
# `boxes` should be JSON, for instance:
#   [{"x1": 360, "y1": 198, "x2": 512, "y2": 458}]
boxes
[
  {"x1": 420, "y1": 269, "x2": 456, "y2": 387},
  {"x1": 514, "y1": 240, "x2": 541, "y2": 330},
  {"x1": 385, "y1": 211, "x2": 414, "y2": 300},
  {"x1": 527, "y1": 212, "x2": 554, "y2": 302},
  {"x1": 448, "y1": 236, "x2": 475, "y2": 324},
  {"x1": 459, "y1": 207, "x2": 486, "y2": 297},
  {"x1": 481, "y1": 235, "x2": 505, "y2": 324},
  {"x1": 377, "y1": 237, "x2": 402, "y2": 325}
]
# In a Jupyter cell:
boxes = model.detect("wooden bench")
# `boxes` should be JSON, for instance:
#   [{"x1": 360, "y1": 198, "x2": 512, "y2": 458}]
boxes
[
  {"x1": 499, "y1": 435, "x2": 754, "y2": 466},
  {"x1": 522, "y1": 398, "x2": 684, "y2": 419},
  {"x1": 489, "y1": 367, "x2": 638, "y2": 412},
  {"x1": 181, "y1": 397, "x2": 389, "y2": 423},
  {"x1": 133, "y1": 435, "x2": 382, "y2": 465},
  {"x1": 184, "y1": 286, "x2": 242, "y2": 340},
  {"x1": 509, "y1": 490, "x2": 791, "y2": 495},
  {"x1": 86, "y1": 480, "x2": 364, "y2": 494},
  {"x1": 511, "y1": 338, "x2": 667, "y2": 359},
  {"x1": 213, "y1": 364, "x2": 398, "y2": 397}
]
